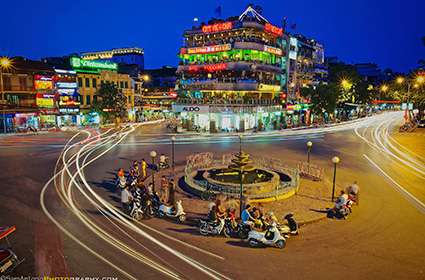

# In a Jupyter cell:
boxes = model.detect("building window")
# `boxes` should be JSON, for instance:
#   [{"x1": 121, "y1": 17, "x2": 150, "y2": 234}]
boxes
[
  {"x1": 85, "y1": 78, "x2": 90, "y2": 88},
  {"x1": 19, "y1": 77, "x2": 26, "y2": 91},
  {"x1": 93, "y1": 95, "x2": 97, "y2": 103},
  {"x1": 128, "y1": 96, "x2": 131, "y2": 104},
  {"x1": 86, "y1": 95, "x2": 91, "y2": 105},
  {"x1": 120, "y1": 81, "x2": 124, "y2": 88},
  {"x1": 124, "y1": 81, "x2": 128, "y2": 88},
  {"x1": 92, "y1": 78, "x2": 97, "y2": 88},
  {"x1": 3, "y1": 76, "x2": 11, "y2": 90},
  {"x1": 135, "y1": 84, "x2": 138, "y2": 91},
  {"x1": 78, "y1": 77, "x2": 83, "y2": 87}
]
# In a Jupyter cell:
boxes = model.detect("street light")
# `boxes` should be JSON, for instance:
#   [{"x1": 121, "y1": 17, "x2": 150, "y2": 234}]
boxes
[
  {"x1": 306, "y1": 141, "x2": 313, "y2": 174},
  {"x1": 150, "y1": 150, "x2": 157, "y2": 192},
  {"x1": 171, "y1": 136, "x2": 176, "y2": 171},
  {"x1": 0, "y1": 57, "x2": 12, "y2": 134},
  {"x1": 416, "y1": 75, "x2": 425, "y2": 85},
  {"x1": 380, "y1": 84, "x2": 389, "y2": 92},
  {"x1": 331, "y1": 156, "x2": 340, "y2": 201},
  {"x1": 340, "y1": 79, "x2": 352, "y2": 91},
  {"x1": 239, "y1": 135, "x2": 244, "y2": 218},
  {"x1": 396, "y1": 76, "x2": 405, "y2": 84}
]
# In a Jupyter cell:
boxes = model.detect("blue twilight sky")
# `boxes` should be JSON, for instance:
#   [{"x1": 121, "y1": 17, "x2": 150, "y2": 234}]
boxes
[{"x1": 1, "y1": 0, "x2": 424, "y2": 73}]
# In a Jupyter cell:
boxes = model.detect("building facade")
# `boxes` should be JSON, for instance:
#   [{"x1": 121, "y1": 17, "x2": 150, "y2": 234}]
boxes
[
  {"x1": 81, "y1": 47, "x2": 144, "y2": 72},
  {"x1": 175, "y1": 5, "x2": 288, "y2": 132}
]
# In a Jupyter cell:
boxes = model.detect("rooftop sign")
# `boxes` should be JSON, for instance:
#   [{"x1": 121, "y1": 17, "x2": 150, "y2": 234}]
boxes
[
  {"x1": 202, "y1": 22, "x2": 233, "y2": 33},
  {"x1": 264, "y1": 23, "x2": 283, "y2": 37},
  {"x1": 70, "y1": 57, "x2": 118, "y2": 71}
]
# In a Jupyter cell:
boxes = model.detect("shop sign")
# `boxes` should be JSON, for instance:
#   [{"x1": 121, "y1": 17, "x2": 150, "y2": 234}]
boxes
[
  {"x1": 36, "y1": 98, "x2": 55, "y2": 108},
  {"x1": 264, "y1": 23, "x2": 283, "y2": 37},
  {"x1": 56, "y1": 82, "x2": 77, "y2": 88},
  {"x1": 184, "y1": 44, "x2": 232, "y2": 55},
  {"x1": 188, "y1": 63, "x2": 227, "y2": 72},
  {"x1": 34, "y1": 80, "x2": 53, "y2": 90},
  {"x1": 70, "y1": 57, "x2": 117, "y2": 71},
  {"x1": 264, "y1": 45, "x2": 283, "y2": 56},
  {"x1": 57, "y1": 88, "x2": 76, "y2": 95},
  {"x1": 202, "y1": 21, "x2": 233, "y2": 33},
  {"x1": 258, "y1": 84, "x2": 281, "y2": 92},
  {"x1": 172, "y1": 104, "x2": 209, "y2": 114},
  {"x1": 59, "y1": 108, "x2": 79, "y2": 114}
]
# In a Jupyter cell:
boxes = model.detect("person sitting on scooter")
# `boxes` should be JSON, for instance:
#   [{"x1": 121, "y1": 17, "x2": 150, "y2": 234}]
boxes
[
  {"x1": 215, "y1": 200, "x2": 226, "y2": 220},
  {"x1": 227, "y1": 208, "x2": 237, "y2": 229},
  {"x1": 167, "y1": 179, "x2": 176, "y2": 208},
  {"x1": 159, "y1": 153, "x2": 167, "y2": 168},
  {"x1": 207, "y1": 205, "x2": 218, "y2": 223},
  {"x1": 347, "y1": 181, "x2": 360, "y2": 205},
  {"x1": 121, "y1": 186, "x2": 133, "y2": 215},
  {"x1": 242, "y1": 204, "x2": 255, "y2": 228}
]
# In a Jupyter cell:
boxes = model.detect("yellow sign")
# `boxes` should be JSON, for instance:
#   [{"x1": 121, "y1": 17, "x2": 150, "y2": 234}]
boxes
[
  {"x1": 258, "y1": 84, "x2": 281, "y2": 92},
  {"x1": 34, "y1": 80, "x2": 53, "y2": 90},
  {"x1": 36, "y1": 98, "x2": 54, "y2": 108},
  {"x1": 264, "y1": 45, "x2": 283, "y2": 56}
]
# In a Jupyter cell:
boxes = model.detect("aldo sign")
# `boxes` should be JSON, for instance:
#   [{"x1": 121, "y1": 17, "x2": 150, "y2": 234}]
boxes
[{"x1": 172, "y1": 105, "x2": 209, "y2": 114}]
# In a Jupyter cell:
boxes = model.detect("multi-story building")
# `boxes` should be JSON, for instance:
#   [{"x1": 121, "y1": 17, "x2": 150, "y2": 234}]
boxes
[
  {"x1": 71, "y1": 57, "x2": 136, "y2": 123},
  {"x1": 81, "y1": 47, "x2": 144, "y2": 72},
  {"x1": 287, "y1": 34, "x2": 328, "y2": 101},
  {"x1": 175, "y1": 5, "x2": 288, "y2": 132},
  {"x1": 54, "y1": 68, "x2": 81, "y2": 126}
]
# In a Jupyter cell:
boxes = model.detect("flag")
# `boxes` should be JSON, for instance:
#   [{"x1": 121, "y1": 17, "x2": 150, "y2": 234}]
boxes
[{"x1": 214, "y1": 5, "x2": 222, "y2": 18}]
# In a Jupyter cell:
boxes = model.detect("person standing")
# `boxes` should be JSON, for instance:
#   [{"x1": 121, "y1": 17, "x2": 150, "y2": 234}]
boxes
[
  {"x1": 347, "y1": 181, "x2": 360, "y2": 205},
  {"x1": 168, "y1": 178, "x2": 176, "y2": 207},
  {"x1": 121, "y1": 186, "x2": 133, "y2": 214},
  {"x1": 116, "y1": 168, "x2": 126, "y2": 191},
  {"x1": 141, "y1": 159, "x2": 147, "y2": 178}
]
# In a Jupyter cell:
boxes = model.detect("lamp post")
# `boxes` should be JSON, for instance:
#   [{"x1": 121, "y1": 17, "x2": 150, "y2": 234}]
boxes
[
  {"x1": 171, "y1": 136, "x2": 176, "y2": 171},
  {"x1": 150, "y1": 150, "x2": 157, "y2": 192},
  {"x1": 239, "y1": 135, "x2": 244, "y2": 218},
  {"x1": 0, "y1": 57, "x2": 12, "y2": 134},
  {"x1": 331, "y1": 156, "x2": 340, "y2": 201},
  {"x1": 306, "y1": 141, "x2": 313, "y2": 174}
]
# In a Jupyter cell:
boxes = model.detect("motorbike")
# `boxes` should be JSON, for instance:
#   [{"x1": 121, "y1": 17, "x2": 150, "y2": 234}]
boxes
[
  {"x1": 158, "y1": 200, "x2": 186, "y2": 223},
  {"x1": 277, "y1": 213, "x2": 299, "y2": 237},
  {"x1": 329, "y1": 198, "x2": 353, "y2": 219},
  {"x1": 158, "y1": 158, "x2": 170, "y2": 169},
  {"x1": 129, "y1": 189, "x2": 145, "y2": 221},
  {"x1": 247, "y1": 224, "x2": 286, "y2": 249},
  {"x1": 0, "y1": 226, "x2": 22, "y2": 275}
]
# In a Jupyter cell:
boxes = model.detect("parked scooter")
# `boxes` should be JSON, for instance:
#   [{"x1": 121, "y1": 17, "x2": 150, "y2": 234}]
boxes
[
  {"x1": 247, "y1": 224, "x2": 286, "y2": 249},
  {"x1": 129, "y1": 189, "x2": 145, "y2": 221},
  {"x1": 277, "y1": 213, "x2": 299, "y2": 237},
  {"x1": 158, "y1": 200, "x2": 186, "y2": 223},
  {"x1": 0, "y1": 226, "x2": 22, "y2": 275}
]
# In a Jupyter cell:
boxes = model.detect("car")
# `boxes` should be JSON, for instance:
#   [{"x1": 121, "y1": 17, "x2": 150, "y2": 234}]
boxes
[{"x1": 418, "y1": 119, "x2": 425, "y2": 128}]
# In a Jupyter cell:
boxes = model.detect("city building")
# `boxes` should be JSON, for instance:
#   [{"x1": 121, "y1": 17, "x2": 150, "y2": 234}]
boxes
[
  {"x1": 175, "y1": 5, "x2": 288, "y2": 132},
  {"x1": 54, "y1": 68, "x2": 81, "y2": 126},
  {"x1": 138, "y1": 66, "x2": 178, "y2": 118},
  {"x1": 70, "y1": 57, "x2": 136, "y2": 124},
  {"x1": 81, "y1": 47, "x2": 144, "y2": 71},
  {"x1": 287, "y1": 34, "x2": 328, "y2": 100},
  {"x1": 354, "y1": 63, "x2": 382, "y2": 85}
]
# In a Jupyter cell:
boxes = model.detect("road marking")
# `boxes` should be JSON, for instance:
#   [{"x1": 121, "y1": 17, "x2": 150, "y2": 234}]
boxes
[{"x1": 363, "y1": 154, "x2": 425, "y2": 214}]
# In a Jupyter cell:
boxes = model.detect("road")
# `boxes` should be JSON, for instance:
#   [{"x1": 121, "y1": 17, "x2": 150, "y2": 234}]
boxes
[{"x1": 1, "y1": 112, "x2": 425, "y2": 280}]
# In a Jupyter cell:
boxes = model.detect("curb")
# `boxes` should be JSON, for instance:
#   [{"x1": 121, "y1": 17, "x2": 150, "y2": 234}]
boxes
[{"x1": 298, "y1": 215, "x2": 327, "y2": 227}]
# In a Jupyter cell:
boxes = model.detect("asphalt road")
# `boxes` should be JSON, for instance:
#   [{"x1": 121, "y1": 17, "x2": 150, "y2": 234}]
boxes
[{"x1": 1, "y1": 112, "x2": 425, "y2": 280}]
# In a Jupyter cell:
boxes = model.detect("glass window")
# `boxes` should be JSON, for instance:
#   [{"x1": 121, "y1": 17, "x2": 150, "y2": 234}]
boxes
[
  {"x1": 120, "y1": 81, "x2": 124, "y2": 88},
  {"x1": 78, "y1": 77, "x2": 83, "y2": 87},
  {"x1": 128, "y1": 96, "x2": 131, "y2": 104},
  {"x1": 85, "y1": 78, "x2": 90, "y2": 88},
  {"x1": 93, "y1": 95, "x2": 97, "y2": 103},
  {"x1": 92, "y1": 78, "x2": 97, "y2": 88},
  {"x1": 19, "y1": 77, "x2": 26, "y2": 91},
  {"x1": 86, "y1": 95, "x2": 91, "y2": 105},
  {"x1": 124, "y1": 81, "x2": 128, "y2": 88}
]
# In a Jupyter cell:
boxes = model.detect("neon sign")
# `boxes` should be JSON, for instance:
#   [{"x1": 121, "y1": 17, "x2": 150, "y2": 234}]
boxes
[
  {"x1": 202, "y1": 22, "x2": 233, "y2": 33},
  {"x1": 183, "y1": 44, "x2": 232, "y2": 55},
  {"x1": 264, "y1": 23, "x2": 283, "y2": 37},
  {"x1": 189, "y1": 63, "x2": 227, "y2": 72},
  {"x1": 70, "y1": 57, "x2": 117, "y2": 71},
  {"x1": 264, "y1": 45, "x2": 283, "y2": 56},
  {"x1": 34, "y1": 80, "x2": 53, "y2": 90}
]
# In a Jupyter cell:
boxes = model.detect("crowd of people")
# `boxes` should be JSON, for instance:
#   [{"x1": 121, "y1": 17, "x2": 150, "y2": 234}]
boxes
[{"x1": 116, "y1": 156, "x2": 175, "y2": 215}]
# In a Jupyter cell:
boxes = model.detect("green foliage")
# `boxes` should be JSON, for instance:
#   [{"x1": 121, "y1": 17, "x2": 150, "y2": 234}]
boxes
[
  {"x1": 92, "y1": 81, "x2": 127, "y2": 123},
  {"x1": 301, "y1": 83, "x2": 339, "y2": 114}
]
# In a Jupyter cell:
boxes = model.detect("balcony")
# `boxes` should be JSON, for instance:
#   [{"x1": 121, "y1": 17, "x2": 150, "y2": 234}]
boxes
[
  {"x1": 177, "y1": 97, "x2": 281, "y2": 106},
  {"x1": 177, "y1": 61, "x2": 283, "y2": 74},
  {"x1": 179, "y1": 78, "x2": 281, "y2": 92}
]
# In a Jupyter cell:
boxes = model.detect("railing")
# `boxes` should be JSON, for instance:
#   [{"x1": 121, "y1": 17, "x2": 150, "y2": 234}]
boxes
[
  {"x1": 176, "y1": 98, "x2": 281, "y2": 106},
  {"x1": 184, "y1": 152, "x2": 299, "y2": 200}
]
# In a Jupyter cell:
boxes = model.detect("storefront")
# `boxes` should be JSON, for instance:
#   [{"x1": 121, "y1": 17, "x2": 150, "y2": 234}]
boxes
[
  {"x1": 14, "y1": 113, "x2": 39, "y2": 130},
  {"x1": 172, "y1": 104, "x2": 282, "y2": 132},
  {"x1": 54, "y1": 69, "x2": 81, "y2": 126}
]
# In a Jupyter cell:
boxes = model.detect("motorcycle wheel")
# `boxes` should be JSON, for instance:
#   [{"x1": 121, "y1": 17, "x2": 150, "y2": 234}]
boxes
[
  {"x1": 248, "y1": 238, "x2": 259, "y2": 247},
  {"x1": 178, "y1": 215, "x2": 186, "y2": 223},
  {"x1": 223, "y1": 227, "x2": 232, "y2": 238},
  {"x1": 276, "y1": 240, "x2": 286, "y2": 249},
  {"x1": 199, "y1": 224, "x2": 209, "y2": 236}
]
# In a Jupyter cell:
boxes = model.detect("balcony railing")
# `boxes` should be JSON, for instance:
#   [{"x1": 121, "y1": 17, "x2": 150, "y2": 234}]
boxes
[{"x1": 177, "y1": 98, "x2": 280, "y2": 106}]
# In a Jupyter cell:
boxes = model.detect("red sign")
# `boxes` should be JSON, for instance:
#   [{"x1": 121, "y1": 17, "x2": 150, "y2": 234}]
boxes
[
  {"x1": 372, "y1": 100, "x2": 400, "y2": 104},
  {"x1": 202, "y1": 22, "x2": 233, "y2": 33},
  {"x1": 182, "y1": 44, "x2": 232, "y2": 55},
  {"x1": 188, "y1": 63, "x2": 227, "y2": 72},
  {"x1": 264, "y1": 23, "x2": 283, "y2": 37}
]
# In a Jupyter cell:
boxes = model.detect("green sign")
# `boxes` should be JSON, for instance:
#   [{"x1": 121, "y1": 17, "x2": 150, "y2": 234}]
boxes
[{"x1": 70, "y1": 57, "x2": 118, "y2": 71}]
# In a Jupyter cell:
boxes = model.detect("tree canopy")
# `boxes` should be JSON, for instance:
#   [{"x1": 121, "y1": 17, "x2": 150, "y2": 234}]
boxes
[{"x1": 92, "y1": 81, "x2": 128, "y2": 123}]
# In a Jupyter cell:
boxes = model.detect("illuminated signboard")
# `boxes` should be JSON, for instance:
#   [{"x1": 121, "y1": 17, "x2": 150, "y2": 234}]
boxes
[
  {"x1": 70, "y1": 57, "x2": 118, "y2": 71},
  {"x1": 184, "y1": 44, "x2": 232, "y2": 55},
  {"x1": 258, "y1": 84, "x2": 281, "y2": 92},
  {"x1": 264, "y1": 45, "x2": 283, "y2": 56},
  {"x1": 34, "y1": 80, "x2": 53, "y2": 90},
  {"x1": 56, "y1": 82, "x2": 77, "y2": 89},
  {"x1": 36, "y1": 93, "x2": 55, "y2": 108},
  {"x1": 188, "y1": 63, "x2": 227, "y2": 72},
  {"x1": 264, "y1": 23, "x2": 283, "y2": 37},
  {"x1": 59, "y1": 108, "x2": 79, "y2": 114},
  {"x1": 202, "y1": 22, "x2": 233, "y2": 33}
]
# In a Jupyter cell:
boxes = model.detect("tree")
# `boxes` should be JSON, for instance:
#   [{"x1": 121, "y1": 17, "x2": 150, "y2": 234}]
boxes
[
  {"x1": 92, "y1": 81, "x2": 127, "y2": 124},
  {"x1": 301, "y1": 83, "x2": 339, "y2": 115}
]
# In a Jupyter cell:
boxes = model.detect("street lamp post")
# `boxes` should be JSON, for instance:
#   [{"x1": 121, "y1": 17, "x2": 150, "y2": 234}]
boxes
[
  {"x1": 331, "y1": 156, "x2": 340, "y2": 201},
  {"x1": 239, "y1": 135, "x2": 244, "y2": 218},
  {"x1": 306, "y1": 141, "x2": 313, "y2": 172},
  {"x1": 0, "y1": 57, "x2": 12, "y2": 134},
  {"x1": 150, "y1": 150, "x2": 157, "y2": 192},
  {"x1": 171, "y1": 136, "x2": 176, "y2": 171}
]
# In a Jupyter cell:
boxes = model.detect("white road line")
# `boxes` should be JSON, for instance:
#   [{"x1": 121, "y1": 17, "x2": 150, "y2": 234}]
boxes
[{"x1": 363, "y1": 154, "x2": 425, "y2": 215}]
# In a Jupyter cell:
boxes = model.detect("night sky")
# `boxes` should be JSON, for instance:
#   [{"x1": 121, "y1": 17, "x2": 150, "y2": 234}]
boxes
[{"x1": 1, "y1": 0, "x2": 424, "y2": 73}]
